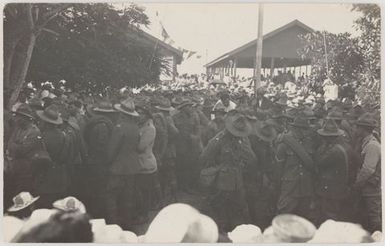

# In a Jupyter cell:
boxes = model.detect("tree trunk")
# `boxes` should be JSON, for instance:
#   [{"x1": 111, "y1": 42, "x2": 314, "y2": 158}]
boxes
[
  {"x1": 7, "y1": 33, "x2": 36, "y2": 110},
  {"x1": 3, "y1": 37, "x2": 21, "y2": 90}
]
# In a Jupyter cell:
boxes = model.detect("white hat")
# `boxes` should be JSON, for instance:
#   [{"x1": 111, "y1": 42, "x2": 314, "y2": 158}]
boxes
[
  {"x1": 8, "y1": 192, "x2": 40, "y2": 212},
  {"x1": 309, "y1": 220, "x2": 371, "y2": 243},
  {"x1": 52, "y1": 196, "x2": 86, "y2": 213},
  {"x1": 372, "y1": 231, "x2": 382, "y2": 242},
  {"x1": 228, "y1": 224, "x2": 262, "y2": 243},
  {"x1": 144, "y1": 203, "x2": 218, "y2": 243},
  {"x1": 3, "y1": 216, "x2": 24, "y2": 242}
]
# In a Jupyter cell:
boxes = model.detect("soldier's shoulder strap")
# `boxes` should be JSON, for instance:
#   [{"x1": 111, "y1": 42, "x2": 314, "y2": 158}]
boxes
[{"x1": 282, "y1": 134, "x2": 314, "y2": 173}]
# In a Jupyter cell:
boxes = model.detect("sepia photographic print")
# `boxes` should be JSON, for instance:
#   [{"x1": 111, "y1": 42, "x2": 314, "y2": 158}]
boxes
[{"x1": 2, "y1": 0, "x2": 383, "y2": 243}]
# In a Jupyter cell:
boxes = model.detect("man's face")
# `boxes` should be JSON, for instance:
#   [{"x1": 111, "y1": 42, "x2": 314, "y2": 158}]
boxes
[
  {"x1": 353, "y1": 124, "x2": 365, "y2": 139},
  {"x1": 221, "y1": 97, "x2": 230, "y2": 107}
]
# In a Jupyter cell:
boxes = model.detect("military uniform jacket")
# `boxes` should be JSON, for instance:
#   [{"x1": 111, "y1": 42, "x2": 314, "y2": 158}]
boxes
[
  {"x1": 200, "y1": 130, "x2": 257, "y2": 191},
  {"x1": 107, "y1": 117, "x2": 141, "y2": 175},
  {"x1": 315, "y1": 143, "x2": 348, "y2": 199},
  {"x1": 355, "y1": 134, "x2": 381, "y2": 194},
  {"x1": 84, "y1": 115, "x2": 114, "y2": 166},
  {"x1": 173, "y1": 110, "x2": 202, "y2": 156},
  {"x1": 6, "y1": 124, "x2": 50, "y2": 177},
  {"x1": 36, "y1": 126, "x2": 70, "y2": 194},
  {"x1": 275, "y1": 131, "x2": 315, "y2": 198}
]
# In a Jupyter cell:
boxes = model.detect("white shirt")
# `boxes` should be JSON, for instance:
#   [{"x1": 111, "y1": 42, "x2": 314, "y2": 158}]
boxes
[{"x1": 213, "y1": 99, "x2": 237, "y2": 112}]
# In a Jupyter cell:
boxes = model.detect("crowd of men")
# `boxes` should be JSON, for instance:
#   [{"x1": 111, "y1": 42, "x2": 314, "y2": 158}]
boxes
[{"x1": 4, "y1": 77, "x2": 381, "y2": 236}]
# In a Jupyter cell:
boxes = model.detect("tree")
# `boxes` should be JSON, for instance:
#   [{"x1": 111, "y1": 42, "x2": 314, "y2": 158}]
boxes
[
  {"x1": 352, "y1": 4, "x2": 381, "y2": 104},
  {"x1": 4, "y1": 3, "x2": 71, "y2": 109},
  {"x1": 26, "y1": 3, "x2": 171, "y2": 95},
  {"x1": 298, "y1": 31, "x2": 364, "y2": 87}
]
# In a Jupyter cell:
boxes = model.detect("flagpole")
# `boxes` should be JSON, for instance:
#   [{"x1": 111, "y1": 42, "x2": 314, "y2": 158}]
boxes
[
  {"x1": 323, "y1": 31, "x2": 329, "y2": 77},
  {"x1": 254, "y1": 3, "x2": 264, "y2": 99}
]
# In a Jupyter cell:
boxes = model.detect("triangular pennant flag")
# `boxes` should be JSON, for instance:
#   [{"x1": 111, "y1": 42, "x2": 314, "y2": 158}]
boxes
[
  {"x1": 187, "y1": 51, "x2": 197, "y2": 59},
  {"x1": 161, "y1": 25, "x2": 170, "y2": 41}
]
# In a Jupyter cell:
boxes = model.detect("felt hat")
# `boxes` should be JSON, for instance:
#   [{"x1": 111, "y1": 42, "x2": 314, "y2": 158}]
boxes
[
  {"x1": 355, "y1": 113, "x2": 378, "y2": 128},
  {"x1": 255, "y1": 122, "x2": 277, "y2": 142},
  {"x1": 176, "y1": 98, "x2": 194, "y2": 110},
  {"x1": 242, "y1": 108, "x2": 258, "y2": 121},
  {"x1": 114, "y1": 98, "x2": 139, "y2": 117},
  {"x1": 317, "y1": 119, "x2": 344, "y2": 136},
  {"x1": 155, "y1": 97, "x2": 173, "y2": 111},
  {"x1": 8, "y1": 192, "x2": 40, "y2": 212},
  {"x1": 36, "y1": 105, "x2": 63, "y2": 125},
  {"x1": 326, "y1": 110, "x2": 344, "y2": 120},
  {"x1": 93, "y1": 100, "x2": 116, "y2": 113},
  {"x1": 272, "y1": 214, "x2": 316, "y2": 242},
  {"x1": 302, "y1": 108, "x2": 316, "y2": 120},
  {"x1": 275, "y1": 96, "x2": 288, "y2": 107},
  {"x1": 228, "y1": 224, "x2": 262, "y2": 243},
  {"x1": 283, "y1": 108, "x2": 297, "y2": 119},
  {"x1": 52, "y1": 196, "x2": 86, "y2": 213},
  {"x1": 290, "y1": 117, "x2": 310, "y2": 128},
  {"x1": 12, "y1": 104, "x2": 35, "y2": 120},
  {"x1": 225, "y1": 111, "x2": 252, "y2": 137}
]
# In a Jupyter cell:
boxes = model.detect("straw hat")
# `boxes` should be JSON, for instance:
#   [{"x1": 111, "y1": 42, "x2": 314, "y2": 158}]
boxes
[
  {"x1": 36, "y1": 105, "x2": 63, "y2": 125},
  {"x1": 228, "y1": 224, "x2": 262, "y2": 243},
  {"x1": 52, "y1": 196, "x2": 86, "y2": 213},
  {"x1": 309, "y1": 220, "x2": 372, "y2": 243},
  {"x1": 144, "y1": 203, "x2": 218, "y2": 243},
  {"x1": 114, "y1": 98, "x2": 139, "y2": 117},
  {"x1": 317, "y1": 119, "x2": 344, "y2": 136},
  {"x1": 272, "y1": 214, "x2": 316, "y2": 242},
  {"x1": 224, "y1": 111, "x2": 252, "y2": 137},
  {"x1": 8, "y1": 192, "x2": 40, "y2": 212}
]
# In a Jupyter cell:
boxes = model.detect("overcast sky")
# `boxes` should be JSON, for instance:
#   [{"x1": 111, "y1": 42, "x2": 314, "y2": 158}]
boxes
[{"x1": 134, "y1": 3, "x2": 362, "y2": 74}]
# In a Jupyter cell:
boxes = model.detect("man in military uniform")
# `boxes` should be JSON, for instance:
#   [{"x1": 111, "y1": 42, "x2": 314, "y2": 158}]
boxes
[
  {"x1": 203, "y1": 104, "x2": 226, "y2": 146},
  {"x1": 200, "y1": 110, "x2": 257, "y2": 232},
  {"x1": 275, "y1": 116, "x2": 316, "y2": 222},
  {"x1": 82, "y1": 100, "x2": 116, "y2": 218},
  {"x1": 315, "y1": 119, "x2": 349, "y2": 225},
  {"x1": 154, "y1": 97, "x2": 179, "y2": 202},
  {"x1": 106, "y1": 98, "x2": 141, "y2": 229},
  {"x1": 353, "y1": 113, "x2": 381, "y2": 233},
  {"x1": 173, "y1": 98, "x2": 202, "y2": 193},
  {"x1": 5, "y1": 104, "x2": 50, "y2": 209},
  {"x1": 34, "y1": 105, "x2": 69, "y2": 209}
]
